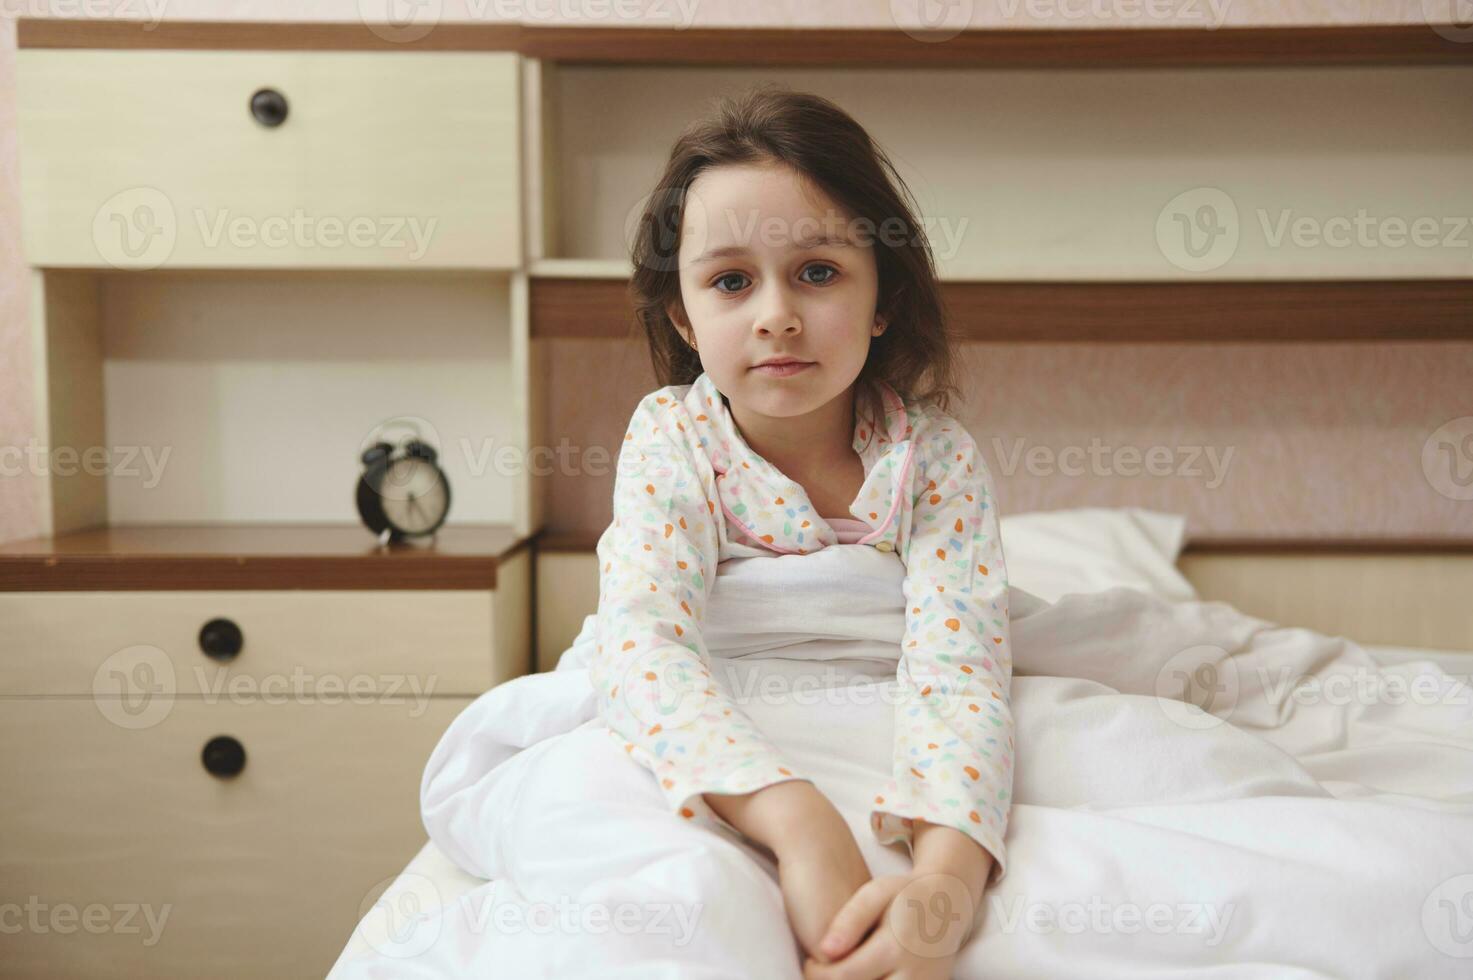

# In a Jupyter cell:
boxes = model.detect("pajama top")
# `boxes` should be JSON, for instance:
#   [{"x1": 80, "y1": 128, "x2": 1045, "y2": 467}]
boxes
[{"x1": 592, "y1": 371, "x2": 1014, "y2": 883}]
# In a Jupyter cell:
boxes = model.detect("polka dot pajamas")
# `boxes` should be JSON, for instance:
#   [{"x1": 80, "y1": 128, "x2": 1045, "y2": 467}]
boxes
[{"x1": 592, "y1": 371, "x2": 1013, "y2": 883}]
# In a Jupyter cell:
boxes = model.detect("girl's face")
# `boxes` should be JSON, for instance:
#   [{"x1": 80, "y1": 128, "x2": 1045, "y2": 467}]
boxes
[{"x1": 668, "y1": 161, "x2": 887, "y2": 424}]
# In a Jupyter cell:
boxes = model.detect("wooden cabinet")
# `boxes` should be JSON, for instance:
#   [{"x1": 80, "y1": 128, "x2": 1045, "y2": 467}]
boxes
[
  {"x1": 17, "y1": 51, "x2": 522, "y2": 269},
  {"x1": 2, "y1": 590, "x2": 505, "y2": 696},
  {"x1": 0, "y1": 698, "x2": 470, "y2": 979},
  {"x1": 0, "y1": 538, "x2": 531, "y2": 979},
  {"x1": 7, "y1": 39, "x2": 539, "y2": 975}
]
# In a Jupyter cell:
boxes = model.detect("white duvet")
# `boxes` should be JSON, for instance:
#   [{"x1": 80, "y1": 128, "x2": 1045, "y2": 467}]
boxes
[{"x1": 333, "y1": 543, "x2": 1473, "y2": 979}]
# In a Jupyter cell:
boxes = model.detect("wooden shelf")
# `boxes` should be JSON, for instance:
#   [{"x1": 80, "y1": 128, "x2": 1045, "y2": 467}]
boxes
[
  {"x1": 529, "y1": 277, "x2": 1473, "y2": 342},
  {"x1": 0, "y1": 524, "x2": 535, "y2": 591},
  {"x1": 521, "y1": 23, "x2": 1473, "y2": 68},
  {"x1": 18, "y1": 20, "x2": 1473, "y2": 67},
  {"x1": 1180, "y1": 537, "x2": 1473, "y2": 554}
]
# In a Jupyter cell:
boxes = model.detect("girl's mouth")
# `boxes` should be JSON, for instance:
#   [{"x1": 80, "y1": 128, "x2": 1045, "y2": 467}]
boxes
[{"x1": 751, "y1": 361, "x2": 814, "y2": 378}]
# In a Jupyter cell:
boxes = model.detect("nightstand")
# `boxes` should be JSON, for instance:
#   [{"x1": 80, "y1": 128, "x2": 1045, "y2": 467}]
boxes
[{"x1": 0, "y1": 524, "x2": 531, "y2": 978}]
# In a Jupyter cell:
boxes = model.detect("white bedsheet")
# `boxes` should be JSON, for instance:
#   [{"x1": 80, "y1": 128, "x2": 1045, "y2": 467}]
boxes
[{"x1": 330, "y1": 545, "x2": 1473, "y2": 979}]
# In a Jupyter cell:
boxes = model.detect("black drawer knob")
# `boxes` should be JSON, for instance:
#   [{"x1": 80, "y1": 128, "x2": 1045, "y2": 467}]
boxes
[
  {"x1": 202, "y1": 736, "x2": 247, "y2": 779},
  {"x1": 198, "y1": 618, "x2": 243, "y2": 662},
  {"x1": 249, "y1": 88, "x2": 289, "y2": 128}
]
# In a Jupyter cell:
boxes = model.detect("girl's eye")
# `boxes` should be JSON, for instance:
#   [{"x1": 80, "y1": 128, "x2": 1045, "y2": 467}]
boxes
[
  {"x1": 713, "y1": 272, "x2": 748, "y2": 294},
  {"x1": 801, "y1": 263, "x2": 839, "y2": 286}
]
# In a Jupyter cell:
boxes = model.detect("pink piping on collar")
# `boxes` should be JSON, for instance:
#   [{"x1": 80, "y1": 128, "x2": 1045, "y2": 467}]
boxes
[
  {"x1": 855, "y1": 439, "x2": 916, "y2": 547},
  {"x1": 851, "y1": 378, "x2": 915, "y2": 546},
  {"x1": 716, "y1": 492, "x2": 805, "y2": 555}
]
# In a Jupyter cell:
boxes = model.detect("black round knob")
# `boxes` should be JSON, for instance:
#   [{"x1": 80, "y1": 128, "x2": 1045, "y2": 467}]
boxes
[
  {"x1": 249, "y1": 88, "x2": 288, "y2": 128},
  {"x1": 198, "y1": 618, "x2": 243, "y2": 663},
  {"x1": 201, "y1": 736, "x2": 247, "y2": 779}
]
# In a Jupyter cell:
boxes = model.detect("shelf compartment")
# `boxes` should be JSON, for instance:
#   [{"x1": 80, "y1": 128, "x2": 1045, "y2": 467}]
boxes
[
  {"x1": 28, "y1": 268, "x2": 534, "y2": 536},
  {"x1": 535, "y1": 62, "x2": 1473, "y2": 281}
]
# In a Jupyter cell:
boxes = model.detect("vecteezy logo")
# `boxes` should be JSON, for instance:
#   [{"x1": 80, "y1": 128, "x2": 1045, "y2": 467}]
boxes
[
  {"x1": 92, "y1": 188, "x2": 177, "y2": 269},
  {"x1": 1422, "y1": 416, "x2": 1473, "y2": 501},
  {"x1": 911, "y1": 891, "x2": 961, "y2": 942},
  {"x1": 902, "y1": 666, "x2": 967, "y2": 720},
  {"x1": 619, "y1": 647, "x2": 711, "y2": 732},
  {"x1": 890, "y1": 871, "x2": 975, "y2": 958},
  {"x1": 891, "y1": 0, "x2": 975, "y2": 42},
  {"x1": 1422, "y1": 0, "x2": 1473, "y2": 43},
  {"x1": 1156, "y1": 187, "x2": 1240, "y2": 272},
  {"x1": 359, "y1": 0, "x2": 442, "y2": 43},
  {"x1": 623, "y1": 185, "x2": 710, "y2": 276},
  {"x1": 359, "y1": 414, "x2": 447, "y2": 503},
  {"x1": 357, "y1": 873, "x2": 443, "y2": 958},
  {"x1": 93, "y1": 644, "x2": 176, "y2": 730},
  {"x1": 1154, "y1": 645, "x2": 1238, "y2": 731},
  {"x1": 1423, "y1": 873, "x2": 1473, "y2": 958}
]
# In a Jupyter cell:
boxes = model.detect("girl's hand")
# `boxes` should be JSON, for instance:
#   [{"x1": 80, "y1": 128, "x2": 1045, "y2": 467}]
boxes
[
  {"x1": 706, "y1": 779, "x2": 874, "y2": 962},
  {"x1": 776, "y1": 829, "x2": 873, "y2": 963},
  {"x1": 801, "y1": 870, "x2": 978, "y2": 980}
]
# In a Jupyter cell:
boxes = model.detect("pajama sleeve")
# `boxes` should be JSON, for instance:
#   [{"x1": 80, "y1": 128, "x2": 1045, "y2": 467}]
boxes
[
  {"x1": 592, "y1": 391, "x2": 814, "y2": 825},
  {"x1": 869, "y1": 418, "x2": 1015, "y2": 885}
]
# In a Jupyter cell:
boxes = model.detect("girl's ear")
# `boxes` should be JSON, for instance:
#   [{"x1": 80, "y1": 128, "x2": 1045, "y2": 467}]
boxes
[
  {"x1": 666, "y1": 301, "x2": 697, "y2": 350},
  {"x1": 872, "y1": 315, "x2": 888, "y2": 337}
]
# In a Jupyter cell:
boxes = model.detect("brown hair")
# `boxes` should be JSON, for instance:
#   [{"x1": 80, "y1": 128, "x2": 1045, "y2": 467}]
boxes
[{"x1": 626, "y1": 83, "x2": 960, "y2": 432}]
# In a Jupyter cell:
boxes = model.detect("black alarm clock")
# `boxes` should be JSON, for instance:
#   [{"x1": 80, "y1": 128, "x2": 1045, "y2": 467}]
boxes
[{"x1": 356, "y1": 427, "x2": 451, "y2": 542}]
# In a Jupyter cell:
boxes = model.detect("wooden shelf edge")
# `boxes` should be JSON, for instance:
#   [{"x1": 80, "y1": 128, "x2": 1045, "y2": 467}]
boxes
[
  {"x1": 1180, "y1": 537, "x2": 1473, "y2": 555},
  {"x1": 531, "y1": 278, "x2": 1473, "y2": 342},
  {"x1": 17, "y1": 20, "x2": 1473, "y2": 67},
  {"x1": 0, "y1": 524, "x2": 535, "y2": 591},
  {"x1": 521, "y1": 23, "x2": 1473, "y2": 68}
]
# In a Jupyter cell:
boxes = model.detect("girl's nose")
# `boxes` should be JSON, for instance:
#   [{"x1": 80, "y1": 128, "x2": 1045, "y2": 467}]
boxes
[{"x1": 751, "y1": 283, "x2": 802, "y2": 337}]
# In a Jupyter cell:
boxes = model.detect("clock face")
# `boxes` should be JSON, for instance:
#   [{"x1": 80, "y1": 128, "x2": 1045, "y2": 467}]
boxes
[{"x1": 378, "y1": 457, "x2": 449, "y2": 535}]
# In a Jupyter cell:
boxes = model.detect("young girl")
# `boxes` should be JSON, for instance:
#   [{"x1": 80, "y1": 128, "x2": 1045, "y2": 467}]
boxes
[{"x1": 591, "y1": 85, "x2": 1015, "y2": 978}]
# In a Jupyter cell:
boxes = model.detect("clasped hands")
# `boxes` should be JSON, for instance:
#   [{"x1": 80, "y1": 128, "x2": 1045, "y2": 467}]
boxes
[
  {"x1": 790, "y1": 864, "x2": 977, "y2": 980},
  {"x1": 774, "y1": 811, "x2": 979, "y2": 980},
  {"x1": 705, "y1": 781, "x2": 984, "y2": 980}
]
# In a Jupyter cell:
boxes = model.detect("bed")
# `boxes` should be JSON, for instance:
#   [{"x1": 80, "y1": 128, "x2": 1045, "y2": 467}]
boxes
[{"x1": 327, "y1": 509, "x2": 1473, "y2": 979}]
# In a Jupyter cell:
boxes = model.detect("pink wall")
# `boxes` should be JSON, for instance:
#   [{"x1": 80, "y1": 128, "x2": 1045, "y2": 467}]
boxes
[{"x1": 540, "y1": 337, "x2": 1473, "y2": 544}]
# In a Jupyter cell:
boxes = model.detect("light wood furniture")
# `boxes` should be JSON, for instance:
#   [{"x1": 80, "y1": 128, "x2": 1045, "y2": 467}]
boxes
[
  {"x1": 0, "y1": 528, "x2": 530, "y2": 979},
  {"x1": 1177, "y1": 541, "x2": 1473, "y2": 651},
  {"x1": 18, "y1": 51, "x2": 520, "y2": 269},
  {"x1": 7, "y1": 25, "x2": 538, "y2": 980}
]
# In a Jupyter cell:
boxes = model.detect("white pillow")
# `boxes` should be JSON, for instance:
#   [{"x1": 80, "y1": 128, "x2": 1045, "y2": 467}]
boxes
[{"x1": 998, "y1": 507, "x2": 1197, "y2": 604}]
